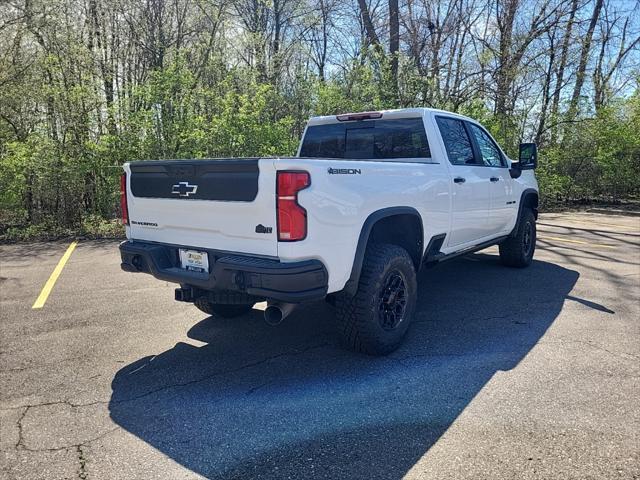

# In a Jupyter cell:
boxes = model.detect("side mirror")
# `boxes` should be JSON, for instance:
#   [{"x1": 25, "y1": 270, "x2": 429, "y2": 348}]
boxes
[{"x1": 518, "y1": 143, "x2": 538, "y2": 170}]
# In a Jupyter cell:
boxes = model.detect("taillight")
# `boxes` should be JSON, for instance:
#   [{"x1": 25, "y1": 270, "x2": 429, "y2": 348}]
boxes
[
  {"x1": 120, "y1": 173, "x2": 129, "y2": 225},
  {"x1": 277, "y1": 171, "x2": 310, "y2": 241}
]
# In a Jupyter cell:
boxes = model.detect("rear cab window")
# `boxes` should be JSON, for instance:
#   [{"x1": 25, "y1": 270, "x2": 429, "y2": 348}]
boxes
[{"x1": 299, "y1": 118, "x2": 431, "y2": 161}]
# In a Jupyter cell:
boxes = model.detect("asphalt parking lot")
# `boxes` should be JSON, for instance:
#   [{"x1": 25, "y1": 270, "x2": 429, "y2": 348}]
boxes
[{"x1": 1, "y1": 211, "x2": 639, "y2": 480}]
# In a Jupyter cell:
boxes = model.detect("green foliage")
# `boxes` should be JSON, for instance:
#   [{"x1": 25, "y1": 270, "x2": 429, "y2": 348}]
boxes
[
  {"x1": 1, "y1": 67, "x2": 301, "y2": 239},
  {"x1": 538, "y1": 95, "x2": 640, "y2": 205},
  {"x1": 1, "y1": 53, "x2": 638, "y2": 240}
]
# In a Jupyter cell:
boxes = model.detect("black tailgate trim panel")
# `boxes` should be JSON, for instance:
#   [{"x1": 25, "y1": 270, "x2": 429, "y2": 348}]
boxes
[{"x1": 129, "y1": 159, "x2": 259, "y2": 201}]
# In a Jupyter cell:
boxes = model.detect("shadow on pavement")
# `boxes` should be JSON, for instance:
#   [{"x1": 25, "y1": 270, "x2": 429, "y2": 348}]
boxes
[{"x1": 109, "y1": 253, "x2": 579, "y2": 479}]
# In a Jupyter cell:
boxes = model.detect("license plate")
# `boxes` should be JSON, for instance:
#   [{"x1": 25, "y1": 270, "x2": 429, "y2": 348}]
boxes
[{"x1": 179, "y1": 249, "x2": 209, "y2": 273}]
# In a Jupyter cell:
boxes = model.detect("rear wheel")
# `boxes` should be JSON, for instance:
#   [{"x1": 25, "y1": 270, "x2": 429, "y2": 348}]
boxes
[
  {"x1": 499, "y1": 208, "x2": 536, "y2": 267},
  {"x1": 336, "y1": 243, "x2": 417, "y2": 355},
  {"x1": 194, "y1": 298, "x2": 254, "y2": 318}
]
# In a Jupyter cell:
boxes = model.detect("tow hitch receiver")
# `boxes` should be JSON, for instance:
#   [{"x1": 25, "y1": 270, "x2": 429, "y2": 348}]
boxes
[{"x1": 175, "y1": 287, "x2": 195, "y2": 302}]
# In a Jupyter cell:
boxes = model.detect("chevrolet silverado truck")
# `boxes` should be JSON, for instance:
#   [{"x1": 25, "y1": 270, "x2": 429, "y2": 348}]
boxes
[{"x1": 119, "y1": 108, "x2": 539, "y2": 355}]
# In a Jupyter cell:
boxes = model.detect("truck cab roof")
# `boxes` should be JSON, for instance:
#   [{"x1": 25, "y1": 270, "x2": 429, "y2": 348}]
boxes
[{"x1": 306, "y1": 108, "x2": 473, "y2": 127}]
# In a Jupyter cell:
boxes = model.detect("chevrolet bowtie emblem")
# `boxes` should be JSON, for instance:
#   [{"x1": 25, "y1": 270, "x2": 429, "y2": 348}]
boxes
[{"x1": 171, "y1": 181, "x2": 198, "y2": 197}]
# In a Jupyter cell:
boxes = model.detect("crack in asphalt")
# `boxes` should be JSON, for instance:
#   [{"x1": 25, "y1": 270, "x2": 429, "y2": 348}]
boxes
[
  {"x1": 15, "y1": 428, "x2": 118, "y2": 480},
  {"x1": 7, "y1": 326, "x2": 635, "y2": 464},
  {"x1": 390, "y1": 346, "x2": 541, "y2": 367},
  {"x1": 3, "y1": 341, "x2": 334, "y2": 459},
  {"x1": 10, "y1": 407, "x2": 115, "y2": 480},
  {"x1": 412, "y1": 312, "x2": 516, "y2": 326},
  {"x1": 549, "y1": 337, "x2": 640, "y2": 362},
  {"x1": 1, "y1": 341, "x2": 333, "y2": 413},
  {"x1": 14, "y1": 406, "x2": 28, "y2": 451},
  {"x1": 13, "y1": 402, "x2": 119, "y2": 454},
  {"x1": 245, "y1": 381, "x2": 273, "y2": 396},
  {"x1": 77, "y1": 444, "x2": 88, "y2": 480},
  {"x1": 0, "y1": 354, "x2": 90, "y2": 373},
  {"x1": 107, "y1": 341, "x2": 333, "y2": 405},
  {"x1": 2, "y1": 341, "x2": 336, "y2": 477}
]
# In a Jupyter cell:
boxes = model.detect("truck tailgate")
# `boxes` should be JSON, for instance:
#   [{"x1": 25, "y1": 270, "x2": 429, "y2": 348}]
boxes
[{"x1": 124, "y1": 158, "x2": 277, "y2": 257}]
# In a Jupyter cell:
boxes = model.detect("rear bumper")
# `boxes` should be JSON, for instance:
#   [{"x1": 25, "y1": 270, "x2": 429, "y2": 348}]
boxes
[{"x1": 119, "y1": 240, "x2": 328, "y2": 303}]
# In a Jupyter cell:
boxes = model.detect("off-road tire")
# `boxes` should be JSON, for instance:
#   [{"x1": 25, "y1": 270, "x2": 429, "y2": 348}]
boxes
[
  {"x1": 335, "y1": 243, "x2": 417, "y2": 356},
  {"x1": 499, "y1": 208, "x2": 536, "y2": 268},
  {"x1": 194, "y1": 298, "x2": 254, "y2": 318}
]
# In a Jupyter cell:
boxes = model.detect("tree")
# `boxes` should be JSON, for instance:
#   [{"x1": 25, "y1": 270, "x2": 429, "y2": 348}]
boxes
[{"x1": 1, "y1": 0, "x2": 639, "y2": 238}]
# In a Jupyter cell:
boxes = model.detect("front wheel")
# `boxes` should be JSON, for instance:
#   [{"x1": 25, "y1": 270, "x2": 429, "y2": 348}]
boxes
[
  {"x1": 336, "y1": 243, "x2": 417, "y2": 356},
  {"x1": 499, "y1": 208, "x2": 536, "y2": 268},
  {"x1": 194, "y1": 298, "x2": 254, "y2": 318}
]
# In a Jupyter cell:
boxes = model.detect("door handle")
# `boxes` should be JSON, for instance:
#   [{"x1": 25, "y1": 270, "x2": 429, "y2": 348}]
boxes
[
  {"x1": 453, "y1": 177, "x2": 466, "y2": 184},
  {"x1": 490, "y1": 177, "x2": 500, "y2": 182}
]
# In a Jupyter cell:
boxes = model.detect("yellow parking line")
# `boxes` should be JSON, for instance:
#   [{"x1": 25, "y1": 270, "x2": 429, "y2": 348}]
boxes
[
  {"x1": 538, "y1": 235, "x2": 616, "y2": 249},
  {"x1": 32, "y1": 241, "x2": 78, "y2": 309}
]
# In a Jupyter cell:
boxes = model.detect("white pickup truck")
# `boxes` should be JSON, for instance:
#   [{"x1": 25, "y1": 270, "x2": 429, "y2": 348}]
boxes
[{"x1": 119, "y1": 108, "x2": 539, "y2": 355}]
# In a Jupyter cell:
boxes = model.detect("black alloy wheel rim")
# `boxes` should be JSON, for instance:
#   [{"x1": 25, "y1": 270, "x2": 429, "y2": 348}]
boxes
[
  {"x1": 523, "y1": 221, "x2": 533, "y2": 257},
  {"x1": 377, "y1": 272, "x2": 408, "y2": 331}
]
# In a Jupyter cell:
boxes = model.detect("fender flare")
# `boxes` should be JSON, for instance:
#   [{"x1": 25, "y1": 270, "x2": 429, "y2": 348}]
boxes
[
  {"x1": 342, "y1": 207, "x2": 424, "y2": 296},
  {"x1": 510, "y1": 189, "x2": 539, "y2": 237}
]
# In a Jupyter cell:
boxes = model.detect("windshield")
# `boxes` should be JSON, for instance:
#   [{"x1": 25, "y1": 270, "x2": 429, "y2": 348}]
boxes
[{"x1": 299, "y1": 117, "x2": 431, "y2": 160}]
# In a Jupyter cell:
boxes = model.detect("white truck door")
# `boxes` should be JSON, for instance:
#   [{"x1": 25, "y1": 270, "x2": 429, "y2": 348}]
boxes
[
  {"x1": 435, "y1": 116, "x2": 492, "y2": 247},
  {"x1": 466, "y1": 122, "x2": 517, "y2": 234},
  {"x1": 487, "y1": 167, "x2": 516, "y2": 233}
]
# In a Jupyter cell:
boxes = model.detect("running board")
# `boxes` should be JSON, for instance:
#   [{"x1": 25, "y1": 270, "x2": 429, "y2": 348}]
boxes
[{"x1": 423, "y1": 235, "x2": 508, "y2": 268}]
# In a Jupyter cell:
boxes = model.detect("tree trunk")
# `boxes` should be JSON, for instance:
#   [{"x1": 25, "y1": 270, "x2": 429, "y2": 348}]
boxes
[
  {"x1": 272, "y1": 0, "x2": 282, "y2": 85},
  {"x1": 495, "y1": 0, "x2": 519, "y2": 143},
  {"x1": 550, "y1": 0, "x2": 578, "y2": 120},
  {"x1": 569, "y1": 0, "x2": 604, "y2": 117},
  {"x1": 357, "y1": 0, "x2": 380, "y2": 47},
  {"x1": 535, "y1": 34, "x2": 556, "y2": 145},
  {"x1": 388, "y1": 0, "x2": 399, "y2": 100},
  {"x1": 495, "y1": 0, "x2": 518, "y2": 118}
]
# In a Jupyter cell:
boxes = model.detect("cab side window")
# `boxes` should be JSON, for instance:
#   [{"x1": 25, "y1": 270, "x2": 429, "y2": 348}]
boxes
[
  {"x1": 468, "y1": 124, "x2": 504, "y2": 167},
  {"x1": 435, "y1": 117, "x2": 477, "y2": 166}
]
